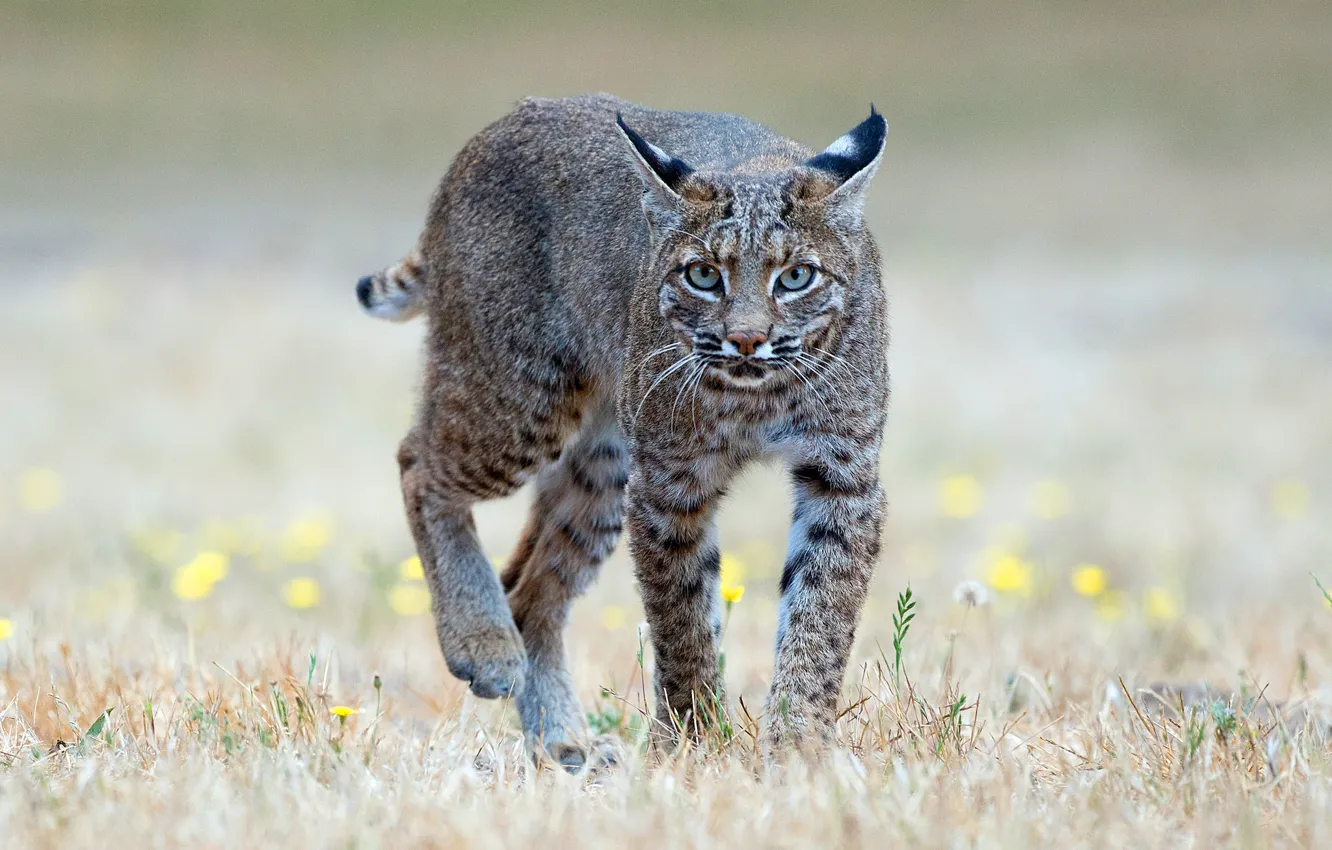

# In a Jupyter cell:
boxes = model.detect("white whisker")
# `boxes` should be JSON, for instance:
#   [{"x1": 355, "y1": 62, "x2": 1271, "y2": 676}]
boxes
[
  {"x1": 635, "y1": 342, "x2": 683, "y2": 374},
  {"x1": 778, "y1": 355, "x2": 837, "y2": 421},
  {"x1": 688, "y1": 362, "x2": 710, "y2": 436},
  {"x1": 795, "y1": 352, "x2": 840, "y2": 388},
  {"x1": 670, "y1": 361, "x2": 709, "y2": 429},
  {"x1": 810, "y1": 347, "x2": 859, "y2": 381},
  {"x1": 635, "y1": 355, "x2": 699, "y2": 422}
]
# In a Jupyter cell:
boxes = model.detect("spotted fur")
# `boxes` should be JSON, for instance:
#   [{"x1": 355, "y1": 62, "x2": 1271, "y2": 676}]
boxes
[{"x1": 361, "y1": 94, "x2": 889, "y2": 764}]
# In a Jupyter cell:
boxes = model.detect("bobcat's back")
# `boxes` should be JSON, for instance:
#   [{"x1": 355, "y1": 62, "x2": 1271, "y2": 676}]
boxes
[{"x1": 362, "y1": 94, "x2": 808, "y2": 381}]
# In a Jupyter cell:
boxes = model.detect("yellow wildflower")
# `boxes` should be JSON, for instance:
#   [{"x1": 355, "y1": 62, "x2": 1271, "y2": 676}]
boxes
[
  {"x1": 986, "y1": 555, "x2": 1031, "y2": 595},
  {"x1": 172, "y1": 568, "x2": 212, "y2": 600},
  {"x1": 1030, "y1": 479, "x2": 1071, "y2": 520},
  {"x1": 172, "y1": 551, "x2": 229, "y2": 601},
  {"x1": 387, "y1": 582, "x2": 431, "y2": 616},
  {"x1": 192, "y1": 550, "x2": 229, "y2": 583},
  {"x1": 18, "y1": 468, "x2": 63, "y2": 513},
  {"x1": 1070, "y1": 564, "x2": 1106, "y2": 597},
  {"x1": 282, "y1": 577, "x2": 321, "y2": 609},
  {"x1": 1272, "y1": 480, "x2": 1310, "y2": 520},
  {"x1": 399, "y1": 555, "x2": 424, "y2": 580},
  {"x1": 0, "y1": 618, "x2": 13, "y2": 641},
  {"x1": 600, "y1": 605, "x2": 627, "y2": 630},
  {"x1": 1144, "y1": 587, "x2": 1179, "y2": 623},
  {"x1": 280, "y1": 515, "x2": 330, "y2": 563},
  {"x1": 329, "y1": 705, "x2": 359, "y2": 718},
  {"x1": 721, "y1": 584, "x2": 745, "y2": 604},
  {"x1": 939, "y1": 475, "x2": 982, "y2": 518}
]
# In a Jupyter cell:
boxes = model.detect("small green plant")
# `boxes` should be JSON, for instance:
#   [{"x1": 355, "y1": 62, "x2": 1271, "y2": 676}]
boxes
[
  {"x1": 364, "y1": 673, "x2": 384, "y2": 765},
  {"x1": 271, "y1": 684, "x2": 290, "y2": 732},
  {"x1": 1312, "y1": 573, "x2": 1332, "y2": 609},
  {"x1": 635, "y1": 622, "x2": 650, "y2": 720},
  {"x1": 1185, "y1": 707, "x2": 1207, "y2": 757},
  {"x1": 892, "y1": 584, "x2": 916, "y2": 691},
  {"x1": 587, "y1": 687, "x2": 626, "y2": 736},
  {"x1": 707, "y1": 688, "x2": 735, "y2": 745},
  {"x1": 1211, "y1": 700, "x2": 1237, "y2": 739},
  {"x1": 84, "y1": 707, "x2": 114, "y2": 747},
  {"x1": 937, "y1": 694, "x2": 968, "y2": 756}
]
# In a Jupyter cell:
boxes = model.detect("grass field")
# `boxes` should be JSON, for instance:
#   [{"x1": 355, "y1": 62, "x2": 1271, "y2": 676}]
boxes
[{"x1": 2, "y1": 1, "x2": 1331, "y2": 846}]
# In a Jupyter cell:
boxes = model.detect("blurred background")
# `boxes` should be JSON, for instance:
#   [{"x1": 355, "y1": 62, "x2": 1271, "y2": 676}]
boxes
[{"x1": 2, "y1": 0, "x2": 1330, "y2": 703}]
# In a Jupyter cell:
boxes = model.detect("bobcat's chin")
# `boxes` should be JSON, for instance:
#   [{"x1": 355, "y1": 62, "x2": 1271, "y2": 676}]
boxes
[{"x1": 714, "y1": 359, "x2": 778, "y2": 389}]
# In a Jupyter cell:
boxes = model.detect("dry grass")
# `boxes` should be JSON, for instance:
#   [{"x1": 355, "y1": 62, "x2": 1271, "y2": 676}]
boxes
[
  {"x1": 3, "y1": 622, "x2": 1330, "y2": 848},
  {"x1": 4, "y1": 1, "x2": 1332, "y2": 846}
]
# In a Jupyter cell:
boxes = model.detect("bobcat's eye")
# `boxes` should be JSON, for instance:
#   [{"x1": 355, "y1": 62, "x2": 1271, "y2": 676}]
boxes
[
  {"x1": 776, "y1": 264, "x2": 818, "y2": 293},
  {"x1": 683, "y1": 262, "x2": 723, "y2": 292}
]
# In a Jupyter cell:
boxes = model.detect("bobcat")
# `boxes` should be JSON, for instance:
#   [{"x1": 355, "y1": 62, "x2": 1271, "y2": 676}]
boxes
[{"x1": 358, "y1": 94, "x2": 889, "y2": 766}]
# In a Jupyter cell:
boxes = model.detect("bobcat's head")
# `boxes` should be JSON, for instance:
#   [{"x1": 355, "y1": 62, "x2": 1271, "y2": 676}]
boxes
[{"x1": 618, "y1": 110, "x2": 885, "y2": 389}]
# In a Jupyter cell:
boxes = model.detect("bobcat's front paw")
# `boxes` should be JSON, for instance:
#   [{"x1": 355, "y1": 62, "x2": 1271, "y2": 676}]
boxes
[
  {"x1": 445, "y1": 625, "x2": 527, "y2": 699},
  {"x1": 759, "y1": 695, "x2": 834, "y2": 763}
]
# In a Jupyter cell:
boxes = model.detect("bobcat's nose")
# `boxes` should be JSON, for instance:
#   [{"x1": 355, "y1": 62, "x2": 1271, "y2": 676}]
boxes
[
  {"x1": 725, "y1": 329, "x2": 769, "y2": 357},
  {"x1": 356, "y1": 275, "x2": 374, "y2": 309}
]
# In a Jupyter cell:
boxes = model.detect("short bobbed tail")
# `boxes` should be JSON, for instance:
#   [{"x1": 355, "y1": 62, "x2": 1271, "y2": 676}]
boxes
[{"x1": 357, "y1": 244, "x2": 426, "y2": 322}]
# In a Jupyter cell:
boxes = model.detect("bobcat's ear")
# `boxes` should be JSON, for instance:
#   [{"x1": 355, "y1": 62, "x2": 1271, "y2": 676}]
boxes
[
  {"x1": 804, "y1": 107, "x2": 887, "y2": 224},
  {"x1": 616, "y1": 114, "x2": 694, "y2": 209}
]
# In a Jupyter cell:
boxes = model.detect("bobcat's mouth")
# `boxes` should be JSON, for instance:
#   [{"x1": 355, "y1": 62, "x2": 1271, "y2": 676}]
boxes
[{"x1": 726, "y1": 361, "x2": 769, "y2": 381}]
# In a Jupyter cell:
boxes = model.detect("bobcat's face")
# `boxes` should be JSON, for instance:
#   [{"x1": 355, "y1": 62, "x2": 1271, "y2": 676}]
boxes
[
  {"x1": 618, "y1": 111, "x2": 885, "y2": 390},
  {"x1": 654, "y1": 175, "x2": 861, "y2": 388}
]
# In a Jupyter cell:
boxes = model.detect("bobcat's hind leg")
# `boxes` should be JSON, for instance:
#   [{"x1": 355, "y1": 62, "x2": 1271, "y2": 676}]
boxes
[
  {"x1": 501, "y1": 406, "x2": 628, "y2": 768},
  {"x1": 399, "y1": 432, "x2": 527, "y2": 700}
]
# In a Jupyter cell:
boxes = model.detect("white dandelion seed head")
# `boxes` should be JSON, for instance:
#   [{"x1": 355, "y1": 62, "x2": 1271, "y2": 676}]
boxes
[{"x1": 953, "y1": 580, "x2": 989, "y2": 608}]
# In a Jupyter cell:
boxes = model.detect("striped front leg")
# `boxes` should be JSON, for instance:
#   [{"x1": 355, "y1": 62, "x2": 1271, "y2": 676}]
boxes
[
  {"x1": 625, "y1": 450, "x2": 737, "y2": 740},
  {"x1": 764, "y1": 443, "x2": 884, "y2": 755}
]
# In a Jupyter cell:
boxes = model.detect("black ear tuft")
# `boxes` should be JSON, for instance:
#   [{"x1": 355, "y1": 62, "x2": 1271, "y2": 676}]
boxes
[
  {"x1": 805, "y1": 107, "x2": 887, "y2": 184},
  {"x1": 616, "y1": 113, "x2": 694, "y2": 193}
]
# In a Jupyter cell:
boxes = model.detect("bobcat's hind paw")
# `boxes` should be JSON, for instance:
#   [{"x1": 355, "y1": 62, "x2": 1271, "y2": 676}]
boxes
[{"x1": 531, "y1": 734, "x2": 625, "y2": 775}]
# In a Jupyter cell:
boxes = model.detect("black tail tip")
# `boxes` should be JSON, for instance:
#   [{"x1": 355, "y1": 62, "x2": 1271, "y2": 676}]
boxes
[{"x1": 356, "y1": 275, "x2": 374, "y2": 308}]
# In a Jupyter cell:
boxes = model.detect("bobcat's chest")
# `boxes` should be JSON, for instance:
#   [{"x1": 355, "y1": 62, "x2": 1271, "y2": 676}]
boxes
[{"x1": 693, "y1": 390, "x2": 818, "y2": 459}]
